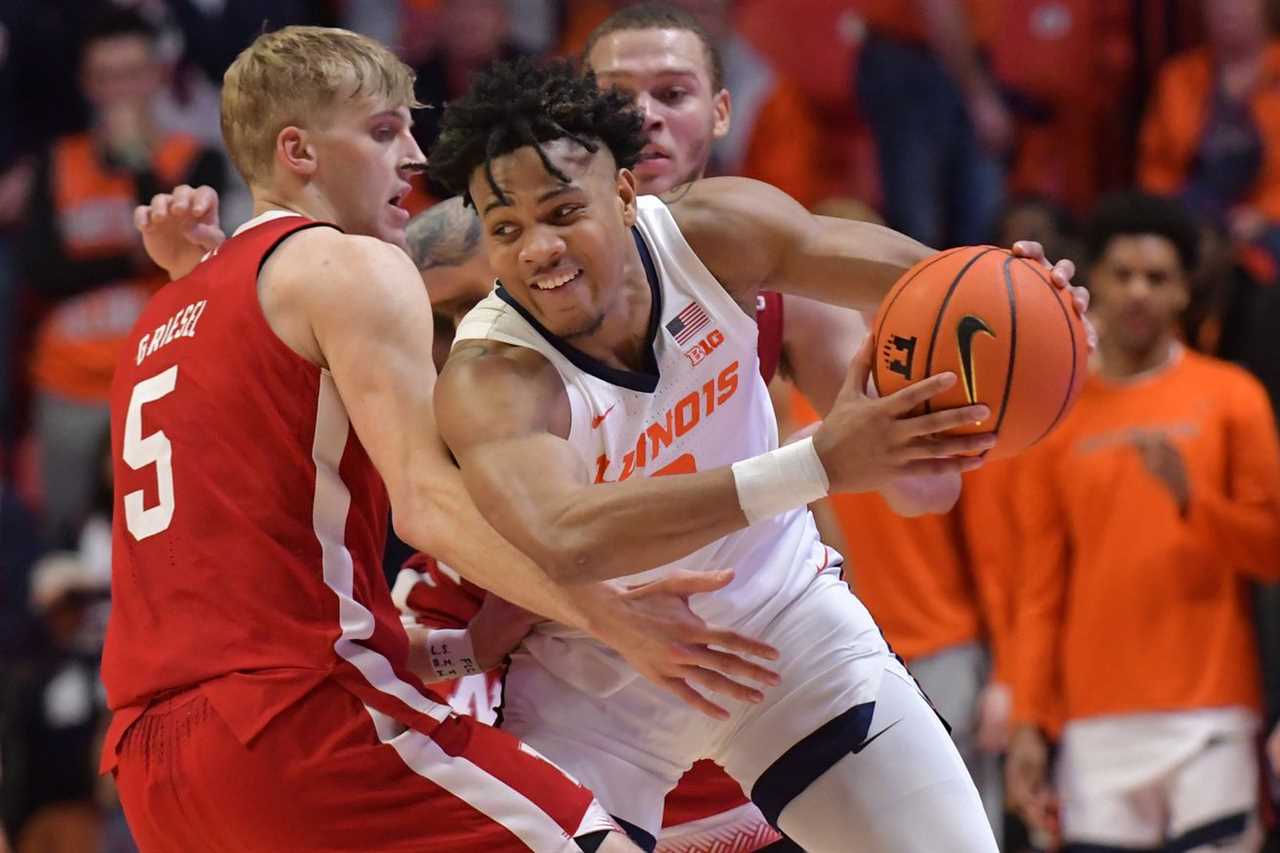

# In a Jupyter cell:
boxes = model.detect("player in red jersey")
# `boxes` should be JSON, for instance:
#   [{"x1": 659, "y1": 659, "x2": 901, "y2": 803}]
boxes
[
  {"x1": 104, "y1": 26, "x2": 789, "y2": 853},
  {"x1": 133, "y1": 12, "x2": 1079, "y2": 853}
]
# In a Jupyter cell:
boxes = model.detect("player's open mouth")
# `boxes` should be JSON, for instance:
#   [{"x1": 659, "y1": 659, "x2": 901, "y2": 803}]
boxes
[
  {"x1": 637, "y1": 148, "x2": 669, "y2": 164},
  {"x1": 387, "y1": 187, "x2": 411, "y2": 218},
  {"x1": 530, "y1": 268, "x2": 583, "y2": 291}
]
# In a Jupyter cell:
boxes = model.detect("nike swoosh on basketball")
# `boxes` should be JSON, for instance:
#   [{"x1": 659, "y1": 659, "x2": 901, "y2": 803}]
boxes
[
  {"x1": 591, "y1": 404, "x2": 617, "y2": 429},
  {"x1": 956, "y1": 314, "x2": 995, "y2": 405},
  {"x1": 851, "y1": 718, "x2": 902, "y2": 754}
]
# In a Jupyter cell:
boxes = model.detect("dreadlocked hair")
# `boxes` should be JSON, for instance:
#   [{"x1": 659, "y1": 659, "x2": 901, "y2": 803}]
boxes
[{"x1": 428, "y1": 56, "x2": 646, "y2": 205}]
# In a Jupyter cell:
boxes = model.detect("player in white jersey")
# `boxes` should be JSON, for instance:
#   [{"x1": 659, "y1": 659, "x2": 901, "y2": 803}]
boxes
[{"x1": 426, "y1": 58, "x2": 1087, "y2": 852}]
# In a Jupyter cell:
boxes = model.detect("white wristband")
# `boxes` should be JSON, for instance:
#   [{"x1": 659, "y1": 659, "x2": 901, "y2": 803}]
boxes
[
  {"x1": 424, "y1": 628, "x2": 483, "y2": 680},
  {"x1": 731, "y1": 436, "x2": 830, "y2": 526}
]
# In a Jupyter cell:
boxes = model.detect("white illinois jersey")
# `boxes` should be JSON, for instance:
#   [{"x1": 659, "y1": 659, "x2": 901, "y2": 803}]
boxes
[{"x1": 454, "y1": 194, "x2": 843, "y2": 695}]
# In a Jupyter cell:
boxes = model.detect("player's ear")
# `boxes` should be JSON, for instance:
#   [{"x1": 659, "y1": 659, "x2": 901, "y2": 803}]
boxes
[
  {"x1": 277, "y1": 126, "x2": 318, "y2": 178},
  {"x1": 617, "y1": 168, "x2": 638, "y2": 227},
  {"x1": 712, "y1": 88, "x2": 731, "y2": 140}
]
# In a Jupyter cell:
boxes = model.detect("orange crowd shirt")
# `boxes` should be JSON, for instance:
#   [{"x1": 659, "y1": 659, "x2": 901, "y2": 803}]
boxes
[
  {"x1": 1010, "y1": 349, "x2": 1280, "y2": 732},
  {"x1": 1139, "y1": 42, "x2": 1280, "y2": 223}
]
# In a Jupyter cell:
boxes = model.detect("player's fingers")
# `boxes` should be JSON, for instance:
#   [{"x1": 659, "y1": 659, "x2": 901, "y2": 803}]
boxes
[
  {"x1": 661, "y1": 677, "x2": 729, "y2": 720},
  {"x1": 681, "y1": 666, "x2": 766, "y2": 705},
  {"x1": 897, "y1": 456, "x2": 982, "y2": 479},
  {"x1": 696, "y1": 626, "x2": 780, "y2": 661},
  {"x1": 191, "y1": 185, "x2": 219, "y2": 219},
  {"x1": 149, "y1": 193, "x2": 173, "y2": 222},
  {"x1": 898, "y1": 404, "x2": 990, "y2": 437},
  {"x1": 1010, "y1": 239, "x2": 1048, "y2": 266},
  {"x1": 677, "y1": 646, "x2": 779, "y2": 687},
  {"x1": 905, "y1": 431, "x2": 996, "y2": 460},
  {"x1": 882, "y1": 371, "x2": 957, "y2": 414},
  {"x1": 170, "y1": 184, "x2": 194, "y2": 213},
  {"x1": 1050, "y1": 258, "x2": 1077, "y2": 288},
  {"x1": 187, "y1": 223, "x2": 227, "y2": 252},
  {"x1": 843, "y1": 334, "x2": 873, "y2": 399},
  {"x1": 133, "y1": 204, "x2": 152, "y2": 232},
  {"x1": 642, "y1": 568, "x2": 735, "y2": 598}
]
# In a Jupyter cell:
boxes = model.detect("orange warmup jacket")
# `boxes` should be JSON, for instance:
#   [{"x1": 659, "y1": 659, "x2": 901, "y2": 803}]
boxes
[
  {"x1": 1010, "y1": 351, "x2": 1280, "y2": 732},
  {"x1": 793, "y1": 393, "x2": 1012, "y2": 670},
  {"x1": 1139, "y1": 42, "x2": 1280, "y2": 222}
]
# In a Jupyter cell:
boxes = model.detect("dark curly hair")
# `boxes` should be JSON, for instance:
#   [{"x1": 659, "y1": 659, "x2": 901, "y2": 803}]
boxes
[
  {"x1": 1085, "y1": 192, "x2": 1200, "y2": 273},
  {"x1": 427, "y1": 56, "x2": 647, "y2": 205}
]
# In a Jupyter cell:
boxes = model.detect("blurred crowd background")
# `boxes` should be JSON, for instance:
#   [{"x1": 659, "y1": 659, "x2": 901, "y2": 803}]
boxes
[{"x1": 1, "y1": 1, "x2": 1279, "y2": 852}]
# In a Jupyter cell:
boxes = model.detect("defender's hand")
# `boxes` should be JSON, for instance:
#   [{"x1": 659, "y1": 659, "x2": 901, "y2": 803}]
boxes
[
  {"x1": 814, "y1": 337, "x2": 994, "y2": 492},
  {"x1": 134, "y1": 184, "x2": 225, "y2": 280},
  {"x1": 468, "y1": 593, "x2": 542, "y2": 671},
  {"x1": 595, "y1": 569, "x2": 780, "y2": 720},
  {"x1": 1011, "y1": 240, "x2": 1096, "y2": 351}
]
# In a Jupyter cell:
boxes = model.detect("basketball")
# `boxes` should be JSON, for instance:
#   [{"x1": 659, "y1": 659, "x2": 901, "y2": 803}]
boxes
[{"x1": 871, "y1": 245, "x2": 1089, "y2": 460}]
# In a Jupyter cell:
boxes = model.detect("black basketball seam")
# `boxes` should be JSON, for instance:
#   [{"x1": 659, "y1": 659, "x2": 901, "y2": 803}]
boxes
[
  {"x1": 1016, "y1": 258, "x2": 1079, "y2": 446},
  {"x1": 872, "y1": 244, "x2": 972, "y2": 348},
  {"x1": 993, "y1": 255, "x2": 1018, "y2": 436},
  {"x1": 921, "y1": 247, "x2": 1000, "y2": 414}
]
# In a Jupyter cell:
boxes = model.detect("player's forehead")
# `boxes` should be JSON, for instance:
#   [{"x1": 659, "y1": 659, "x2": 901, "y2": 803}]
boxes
[
  {"x1": 589, "y1": 28, "x2": 712, "y2": 89},
  {"x1": 327, "y1": 92, "x2": 413, "y2": 126},
  {"x1": 472, "y1": 140, "x2": 612, "y2": 212},
  {"x1": 1099, "y1": 234, "x2": 1184, "y2": 273}
]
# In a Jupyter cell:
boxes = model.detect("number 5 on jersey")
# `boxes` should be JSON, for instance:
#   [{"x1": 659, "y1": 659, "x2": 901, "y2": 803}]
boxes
[{"x1": 123, "y1": 366, "x2": 178, "y2": 540}]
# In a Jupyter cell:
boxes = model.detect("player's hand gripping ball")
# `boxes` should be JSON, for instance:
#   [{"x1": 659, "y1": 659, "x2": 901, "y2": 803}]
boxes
[{"x1": 872, "y1": 246, "x2": 1089, "y2": 460}]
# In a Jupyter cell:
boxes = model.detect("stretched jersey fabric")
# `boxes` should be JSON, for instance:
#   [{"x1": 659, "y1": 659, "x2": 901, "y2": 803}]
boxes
[
  {"x1": 1010, "y1": 347, "x2": 1280, "y2": 730},
  {"x1": 453, "y1": 194, "x2": 841, "y2": 698},
  {"x1": 101, "y1": 212, "x2": 448, "y2": 771}
]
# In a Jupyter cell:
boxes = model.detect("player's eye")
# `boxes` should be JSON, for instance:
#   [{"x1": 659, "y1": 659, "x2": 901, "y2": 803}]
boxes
[
  {"x1": 372, "y1": 126, "x2": 396, "y2": 142},
  {"x1": 658, "y1": 88, "x2": 687, "y2": 104},
  {"x1": 552, "y1": 204, "x2": 583, "y2": 220}
]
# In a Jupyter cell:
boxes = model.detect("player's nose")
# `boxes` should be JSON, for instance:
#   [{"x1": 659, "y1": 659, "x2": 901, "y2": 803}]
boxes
[{"x1": 519, "y1": 225, "x2": 566, "y2": 270}]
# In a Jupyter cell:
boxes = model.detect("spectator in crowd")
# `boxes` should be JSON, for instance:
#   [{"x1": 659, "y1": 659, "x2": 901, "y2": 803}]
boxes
[
  {"x1": 0, "y1": 552, "x2": 112, "y2": 851},
  {"x1": 658, "y1": 0, "x2": 825, "y2": 207},
  {"x1": 408, "y1": 0, "x2": 528, "y2": 162},
  {"x1": 18, "y1": 7, "x2": 224, "y2": 547},
  {"x1": 1139, "y1": 0, "x2": 1280, "y2": 261},
  {"x1": 1006, "y1": 192, "x2": 1280, "y2": 851},
  {"x1": 855, "y1": 0, "x2": 1010, "y2": 247}
]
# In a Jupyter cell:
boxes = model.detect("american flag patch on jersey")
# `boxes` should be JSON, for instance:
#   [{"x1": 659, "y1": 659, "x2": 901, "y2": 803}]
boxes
[{"x1": 666, "y1": 302, "x2": 710, "y2": 345}]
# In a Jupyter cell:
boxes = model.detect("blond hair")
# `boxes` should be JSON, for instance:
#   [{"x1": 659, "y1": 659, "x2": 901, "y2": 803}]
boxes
[{"x1": 221, "y1": 26, "x2": 419, "y2": 185}]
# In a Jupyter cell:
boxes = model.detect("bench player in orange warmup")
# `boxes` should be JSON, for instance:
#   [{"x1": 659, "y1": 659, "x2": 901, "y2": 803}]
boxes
[{"x1": 1005, "y1": 192, "x2": 1280, "y2": 852}]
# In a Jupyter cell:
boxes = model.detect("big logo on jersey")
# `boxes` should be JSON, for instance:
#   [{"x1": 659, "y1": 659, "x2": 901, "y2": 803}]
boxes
[{"x1": 594, "y1": 360, "x2": 740, "y2": 483}]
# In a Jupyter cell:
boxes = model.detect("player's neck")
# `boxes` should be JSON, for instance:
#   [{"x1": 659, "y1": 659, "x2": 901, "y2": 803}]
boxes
[
  {"x1": 1096, "y1": 333, "x2": 1178, "y2": 380},
  {"x1": 563, "y1": 240, "x2": 654, "y2": 371},
  {"x1": 250, "y1": 185, "x2": 336, "y2": 227}
]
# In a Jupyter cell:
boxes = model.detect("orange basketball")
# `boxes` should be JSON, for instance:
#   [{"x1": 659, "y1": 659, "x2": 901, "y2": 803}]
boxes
[{"x1": 871, "y1": 245, "x2": 1089, "y2": 460}]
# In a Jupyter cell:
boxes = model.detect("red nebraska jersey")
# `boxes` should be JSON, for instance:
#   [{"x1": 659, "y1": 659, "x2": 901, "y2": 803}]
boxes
[
  {"x1": 101, "y1": 212, "x2": 446, "y2": 770},
  {"x1": 755, "y1": 290, "x2": 784, "y2": 384},
  {"x1": 394, "y1": 556, "x2": 758, "y2": 831}
]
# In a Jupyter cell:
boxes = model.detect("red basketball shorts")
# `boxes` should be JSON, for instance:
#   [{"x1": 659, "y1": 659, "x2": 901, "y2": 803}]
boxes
[{"x1": 113, "y1": 679, "x2": 616, "y2": 851}]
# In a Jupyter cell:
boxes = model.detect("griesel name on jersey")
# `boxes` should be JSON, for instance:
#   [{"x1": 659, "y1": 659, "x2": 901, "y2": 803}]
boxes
[{"x1": 135, "y1": 299, "x2": 207, "y2": 366}]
